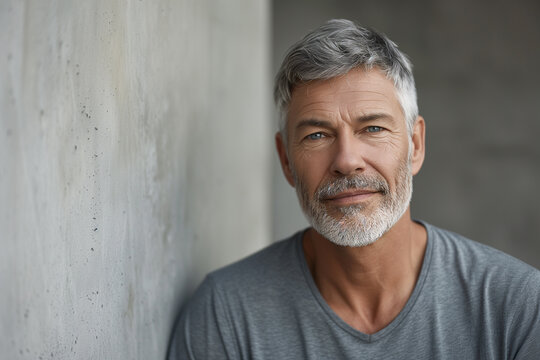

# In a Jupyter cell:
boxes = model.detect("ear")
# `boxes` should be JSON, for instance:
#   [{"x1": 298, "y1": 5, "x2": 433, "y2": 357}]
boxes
[
  {"x1": 275, "y1": 132, "x2": 296, "y2": 187},
  {"x1": 410, "y1": 116, "x2": 426, "y2": 176}
]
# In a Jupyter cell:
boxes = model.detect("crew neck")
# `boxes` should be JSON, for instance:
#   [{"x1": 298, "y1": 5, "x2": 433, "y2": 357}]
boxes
[{"x1": 295, "y1": 220, "x2": 434, "y2": 343}]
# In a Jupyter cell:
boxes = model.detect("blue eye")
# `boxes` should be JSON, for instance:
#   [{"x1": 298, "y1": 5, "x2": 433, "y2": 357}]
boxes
[
  {"x1": 307, "y1": 132, "x2": 324, "y2": 140},
  {"x1": 366, "y1": 126, "x2": 383, "y2": 133}
]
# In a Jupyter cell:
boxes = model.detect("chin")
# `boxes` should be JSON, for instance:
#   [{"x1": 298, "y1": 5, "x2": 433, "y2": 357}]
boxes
[{"x1": 310, "y1": 197, "x2": 410, "y2": 247}]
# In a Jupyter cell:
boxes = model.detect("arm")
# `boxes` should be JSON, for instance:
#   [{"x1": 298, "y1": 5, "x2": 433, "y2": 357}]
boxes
[{"x1": 511, "y1": 271, "x2": 540, "y2": 360}]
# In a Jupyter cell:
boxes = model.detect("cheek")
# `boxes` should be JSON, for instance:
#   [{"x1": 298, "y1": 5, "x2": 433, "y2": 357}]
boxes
[
  {"x1": 364, "y1": 143, "x2": 409, "y2": 183},
  {"x1": 292, "y1": 151, "x2": 330, "y2": 189},
  {"x1": 375, "y1": 136, "x2": 410, "y2": 164}
]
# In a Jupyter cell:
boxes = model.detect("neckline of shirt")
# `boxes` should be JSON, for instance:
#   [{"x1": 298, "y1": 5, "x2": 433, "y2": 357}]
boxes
[{"x1": 294, "y1": 220, "x2": 435, "y2": 342}]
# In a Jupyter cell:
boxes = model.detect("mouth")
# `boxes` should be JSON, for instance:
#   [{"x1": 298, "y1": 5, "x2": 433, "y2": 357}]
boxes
[{"x1": 321, "y1": 189, "x2": 380, "y2": 206}]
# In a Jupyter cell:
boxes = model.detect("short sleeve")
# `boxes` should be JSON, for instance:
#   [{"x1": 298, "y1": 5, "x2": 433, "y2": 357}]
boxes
[
  {"x1": 168, "y1": 275, "x2": 239, "y2": 360},
  {"x1": 511, "y1": 271, "x2": 540, "y2": 359}
]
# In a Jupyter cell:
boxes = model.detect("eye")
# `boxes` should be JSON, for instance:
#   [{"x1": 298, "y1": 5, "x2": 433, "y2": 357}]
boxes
[
  {"x1": 366, "y1": 126, "x2": 384, "y2": 133},
  {"x1": 306, "y1": 132, "x2": 325, "y2": 140}
]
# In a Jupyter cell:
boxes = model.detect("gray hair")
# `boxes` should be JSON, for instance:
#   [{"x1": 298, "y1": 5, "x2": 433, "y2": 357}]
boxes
[{"x1": 274, "y1": 19, "x2": 418, "y2": 137}]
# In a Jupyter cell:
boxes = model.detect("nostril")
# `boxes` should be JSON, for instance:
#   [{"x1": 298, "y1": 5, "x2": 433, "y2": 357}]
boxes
[{"x1": 330, "y1": 150, "x2": 367, "y2": 176}]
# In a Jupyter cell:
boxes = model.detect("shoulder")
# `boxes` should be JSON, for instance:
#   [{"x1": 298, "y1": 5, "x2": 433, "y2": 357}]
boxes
[
  {"x1": 416, "y1": 222, "x2": 540, "y2": 358},
  {"x1": 423, "y1": 221, "x2": 539, "y2": 283},
  {"x1": 169, "y1": 231, "x2": 305, "y2": 359},
  {"x1": 207, "y1": 230, "x2": 304, "y2": 293},
  {"x1": 184, "y1": 229, "x2": 306, "y2": 319},
  {"x1": 423, "y1": 222, "x2": 540, "y2": 327}
]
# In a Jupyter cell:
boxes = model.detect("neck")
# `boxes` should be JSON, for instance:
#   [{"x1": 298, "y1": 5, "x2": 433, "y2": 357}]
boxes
[{"x1": 302, "y1": 209, "x2": 427, "y2": 334}]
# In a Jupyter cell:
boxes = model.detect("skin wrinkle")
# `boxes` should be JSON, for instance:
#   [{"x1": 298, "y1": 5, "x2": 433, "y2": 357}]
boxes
[
  {"x1": 294, "y1": 114, "x2": 397, "y2": 142},
  {"x1": 275, "y1": 21, "x2": 420, "y2": 136},
  {"x1": 276, "y1": 67, "x2": 426, "y2": 333},
  {"x1": 283, "y1": 80, "x2": 410, "y2": 143},
  {"x1": 286, "y1": 68, "x2": 412, "y2": 248}
]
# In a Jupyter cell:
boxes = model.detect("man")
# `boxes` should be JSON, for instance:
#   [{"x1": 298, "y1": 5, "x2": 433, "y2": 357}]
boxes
[{"x1": 169, "y1": 19, "x2": 540, "y2": 359}]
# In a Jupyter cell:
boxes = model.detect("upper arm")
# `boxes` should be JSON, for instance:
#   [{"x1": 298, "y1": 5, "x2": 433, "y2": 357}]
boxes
[{"x1": 510, "y1": 271, "x2": 540, "y2": 360}]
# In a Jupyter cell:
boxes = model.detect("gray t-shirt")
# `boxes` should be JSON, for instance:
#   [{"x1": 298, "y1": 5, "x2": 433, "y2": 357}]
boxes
[{"x1": 169, "y1": 222, "x2": 540, "y2": 359}]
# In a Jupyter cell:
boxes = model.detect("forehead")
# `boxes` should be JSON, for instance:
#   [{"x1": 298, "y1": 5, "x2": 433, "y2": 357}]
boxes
[{"x1": 287, "y1": 68, "x2": 403, "y2": 125}]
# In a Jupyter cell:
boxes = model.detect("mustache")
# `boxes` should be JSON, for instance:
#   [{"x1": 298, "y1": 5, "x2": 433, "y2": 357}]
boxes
[{"x1": 315, "y1": 175, "x2": 390, "y2": 200}]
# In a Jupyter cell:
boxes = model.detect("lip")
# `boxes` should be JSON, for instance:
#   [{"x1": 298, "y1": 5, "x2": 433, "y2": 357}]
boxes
[{"x1": 322, "y1": 189, "x2": 379, "y2": 206}]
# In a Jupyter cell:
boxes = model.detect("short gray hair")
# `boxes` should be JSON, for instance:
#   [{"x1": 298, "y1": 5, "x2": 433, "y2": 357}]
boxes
[{"x1": 274, "y1": 19, "x2": 418, "y2": 136}]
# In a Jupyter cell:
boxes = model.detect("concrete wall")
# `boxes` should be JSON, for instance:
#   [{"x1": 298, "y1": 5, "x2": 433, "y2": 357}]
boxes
[
  {"x1": 0, "y1": 1, "x2": 270, "y2": 359},
  {"x1": 272, "y1": 0, "x2": 540, "y2": 269}
]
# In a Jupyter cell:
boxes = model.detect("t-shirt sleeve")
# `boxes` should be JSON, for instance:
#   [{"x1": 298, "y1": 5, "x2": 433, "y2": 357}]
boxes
[
  {"x1": 168, "y1": 275, "x2": 239, "y2": 360},
  {"x1": 511, "y1": 271, "x2": 540, "y2": 360}
]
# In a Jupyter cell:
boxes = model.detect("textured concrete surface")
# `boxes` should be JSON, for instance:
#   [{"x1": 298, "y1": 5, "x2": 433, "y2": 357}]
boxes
[
  {"x1": 272, "y1": 0, "x2": 540, "y2": 269},
  {"x1": 0, "y1": 0, "x2": 270, "y2": 359}
]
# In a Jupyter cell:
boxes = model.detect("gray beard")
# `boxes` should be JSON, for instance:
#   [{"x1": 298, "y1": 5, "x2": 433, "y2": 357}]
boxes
[{"x1": 293, "y1": 157, "x2": 413, "y2": 247}]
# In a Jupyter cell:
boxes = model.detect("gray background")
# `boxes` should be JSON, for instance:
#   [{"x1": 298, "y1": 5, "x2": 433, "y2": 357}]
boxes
[{"x1": 272, "y1": 0, "x2": 540, "y2": 270}]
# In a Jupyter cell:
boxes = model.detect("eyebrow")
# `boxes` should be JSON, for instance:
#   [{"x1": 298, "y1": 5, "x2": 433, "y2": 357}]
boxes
[
  {"x1": 295, "y1": 118, "x2": 333, "y2": 130},
  {"x1": 294, "y1": 113, "x2": 394, "y2": 131},
  {"x1": 356, "y1": 113, "x2": 394, "y2": 123}
]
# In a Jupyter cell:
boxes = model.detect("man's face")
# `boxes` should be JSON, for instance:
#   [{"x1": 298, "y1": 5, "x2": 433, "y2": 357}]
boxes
[{"x1": 276, "y1": 68, "x2": 424, "y2": 247}]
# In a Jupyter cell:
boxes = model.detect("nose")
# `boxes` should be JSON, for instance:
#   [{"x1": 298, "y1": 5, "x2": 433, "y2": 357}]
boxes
[{"x1": 329, "y1": 134, "x2": 367, "y2": 176}]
